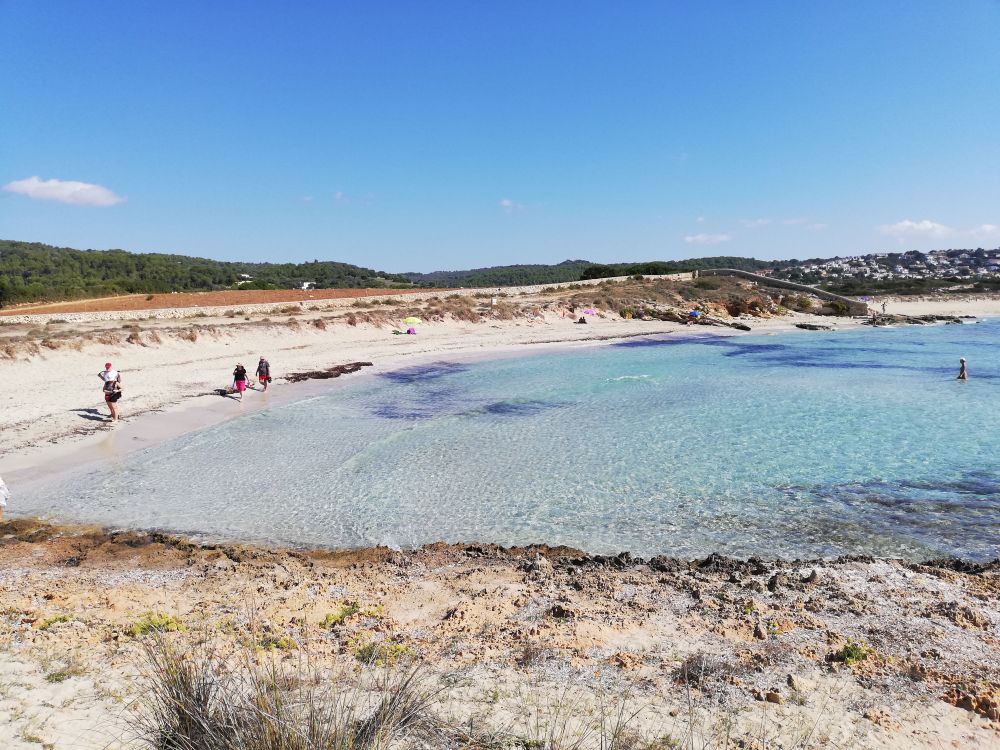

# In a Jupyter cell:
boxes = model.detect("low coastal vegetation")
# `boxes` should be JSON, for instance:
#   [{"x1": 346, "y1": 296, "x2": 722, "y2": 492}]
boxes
[
  {"x1": 133, "y1": 641, "x2": 706, "y2": 750},
  {"x1": 0, "y1": 276, "x2": 829, "y2": 361},
  {"x1": 1, "y1": 520, "x2": 998, "y2": 748}
]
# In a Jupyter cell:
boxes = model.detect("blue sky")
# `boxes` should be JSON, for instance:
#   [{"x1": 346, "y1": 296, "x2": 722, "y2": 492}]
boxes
[{"x1": 2, "y1": 2, "x2": 998, "y2": 272}]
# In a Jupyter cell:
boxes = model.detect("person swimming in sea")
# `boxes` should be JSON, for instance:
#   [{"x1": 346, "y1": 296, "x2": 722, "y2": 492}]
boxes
[{"x1": 957, "y1": 358, "x2": 968, "y2": 380}]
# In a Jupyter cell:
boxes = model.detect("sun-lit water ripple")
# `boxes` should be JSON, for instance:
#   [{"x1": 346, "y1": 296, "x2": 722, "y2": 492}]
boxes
[{"x1": 16, "y1": 319, "x2": 1000, "y2": 560}]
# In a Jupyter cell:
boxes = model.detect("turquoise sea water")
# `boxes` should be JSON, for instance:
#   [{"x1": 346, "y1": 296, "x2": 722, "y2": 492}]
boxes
[{"x1": 16, "y1": 320, "x2": 1000, "y2": 561}]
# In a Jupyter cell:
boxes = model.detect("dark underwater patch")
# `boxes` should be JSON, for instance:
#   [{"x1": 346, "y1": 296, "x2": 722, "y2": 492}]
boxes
[
  {"x1": 380, "y1": 361, "x2": 470, "y2": 384},
  {"x1": 478, "y1": 399, "x2": 566, "y2": 417}
]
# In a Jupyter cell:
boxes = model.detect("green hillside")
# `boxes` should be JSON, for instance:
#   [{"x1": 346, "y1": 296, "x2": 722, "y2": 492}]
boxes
[
  {"x1": 401, "y1": 256, "x2": 772, "y2": 287},
  {"x1": 0, "y1": 240, "x2": 413, "y2": 306},
  {"x1": 0, "y1": 239, "x2": 781, "y2": 306}
]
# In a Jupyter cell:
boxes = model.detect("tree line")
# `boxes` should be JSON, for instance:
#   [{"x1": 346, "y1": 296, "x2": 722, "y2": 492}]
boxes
[{"x1": 0, "y1": 240, "x2": 413, "y2": 306}]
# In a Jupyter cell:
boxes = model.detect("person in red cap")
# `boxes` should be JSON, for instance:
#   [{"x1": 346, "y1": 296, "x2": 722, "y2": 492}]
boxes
[{"x1": 97, "y1": 361, "x2": 123, "y2": 421}]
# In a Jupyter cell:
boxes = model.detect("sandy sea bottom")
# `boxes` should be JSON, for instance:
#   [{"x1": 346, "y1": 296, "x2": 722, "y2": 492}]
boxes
[{"x1": 16, "y1": 319, "x2": 1000, "y2": 561}]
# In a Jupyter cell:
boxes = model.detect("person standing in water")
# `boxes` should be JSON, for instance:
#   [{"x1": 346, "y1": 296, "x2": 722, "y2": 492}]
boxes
[
  {"x1": 957, "y1": 358, "x2": 968, "y2": 380},
  {"x1": 97, "y1": 361, "x2": 123, "y2": 421},
  {"x1": 256, "y1": 356, "x2": 271, "y2": 391}
]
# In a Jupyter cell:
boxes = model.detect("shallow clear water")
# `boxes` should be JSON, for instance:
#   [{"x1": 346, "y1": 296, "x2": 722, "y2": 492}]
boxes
[{"x1": 17, "y1": 319, "x2": 1000, "y2": 560}]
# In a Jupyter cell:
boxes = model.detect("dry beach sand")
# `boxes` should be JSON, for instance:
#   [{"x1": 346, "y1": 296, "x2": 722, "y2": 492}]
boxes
[{"x1": 0, "y1": 282, "x2": 998, "y2": 748}]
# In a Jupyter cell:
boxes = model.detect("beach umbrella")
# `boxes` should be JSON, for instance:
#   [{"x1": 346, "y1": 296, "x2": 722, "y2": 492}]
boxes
[
  {"x1": 402, "y1": 316, "x2": 421, "y2": 324},
  {"x1": 688, "y1": 310, "x2": 702, "y2": 318}
]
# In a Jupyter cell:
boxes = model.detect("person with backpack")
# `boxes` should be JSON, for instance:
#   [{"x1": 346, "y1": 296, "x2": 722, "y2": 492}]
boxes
[
  {"x1": 232, "y1": 362, "x2": 250, "y2": 400},
  {"x1": 256, "y1": 356, "x2": 271, "y2": 391},
  {"x1": 98, "y1": 361, "x2": 123, "y2": 421}
]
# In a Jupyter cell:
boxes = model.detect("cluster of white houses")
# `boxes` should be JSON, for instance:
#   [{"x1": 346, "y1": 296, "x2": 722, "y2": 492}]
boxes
[{"x1": 770, "y1": 248, "x2": 1000, "y2": 283}]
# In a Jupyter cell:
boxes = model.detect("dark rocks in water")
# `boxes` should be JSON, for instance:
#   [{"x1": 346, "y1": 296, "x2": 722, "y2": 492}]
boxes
[
  {"x1": 863, "y1": 313, "x2": 966, "y2": 327},
  {"x1": 795, "y1": 323, "x2": 832, "y2": 331},
  {"x1": 911, "y1": 557, "x2": 1000, "y2": 575},
  {"x1": 284, "y1": 361, "x2": 373, "y2": 383}
]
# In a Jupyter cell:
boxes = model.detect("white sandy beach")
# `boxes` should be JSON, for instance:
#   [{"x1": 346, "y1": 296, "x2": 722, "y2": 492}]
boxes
[{"x1": 0, "y1": 302, "x2": 860, "y2": 478}]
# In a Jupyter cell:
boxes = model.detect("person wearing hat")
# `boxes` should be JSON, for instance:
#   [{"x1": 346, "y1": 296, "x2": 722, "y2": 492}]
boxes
[
  {"x1": 97, "y1": 361, "x2": 123, "y2": 421},
  {"x1": 957, "y1": 358, "x2": 968, "y2": 381},
  {"x1": 255, "y1": 356, "x2": 271, "y2": 391},
  {"x1": 232, "y1": 362, "x2": 250, "y2": 400}
]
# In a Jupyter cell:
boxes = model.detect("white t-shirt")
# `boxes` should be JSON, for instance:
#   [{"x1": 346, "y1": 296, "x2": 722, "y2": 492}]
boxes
[
  {"x1": 100, "y1": 369, "x2": 120, "y2": 383},
  {"x1": 0, "y1": 476, "x2": 9, "y2": 508}
]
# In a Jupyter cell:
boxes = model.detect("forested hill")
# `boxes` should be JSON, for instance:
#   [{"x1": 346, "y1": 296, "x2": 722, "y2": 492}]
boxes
[
  {"x1": 0, "y1": 240, "x2": 413, "y2": 305},
  {"x1": 0, "y1": 239, "x2": 778, "y2": 306},
  {"x1": 401, "y1": 256, "x2": 773, "y2": 287}
]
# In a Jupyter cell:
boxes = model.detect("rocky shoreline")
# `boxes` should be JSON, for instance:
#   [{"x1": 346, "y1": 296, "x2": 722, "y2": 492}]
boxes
[{"x1": 1, "y1": 519, "x2": 997, "y2": 749}]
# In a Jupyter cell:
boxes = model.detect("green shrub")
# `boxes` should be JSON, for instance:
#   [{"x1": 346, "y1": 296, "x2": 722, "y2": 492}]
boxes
[
  {"x1": 259, "y1": 635, "x2": 298, "y2": 651},
  {"x1": 829, "y1": 639, "x2": 870, "y2": 665},
  {"x1": 320, "y1": 603, "x2": 359, "y2": 629},
  {"x1": 129, "y1": 612, "x2": 186, "y2": 637},
  {"x1": 36, "y1": 614, "x2": 73, "y2": 631},
  {"x1": 827, "y1": 299, "x2": 849, "y2": 316}
]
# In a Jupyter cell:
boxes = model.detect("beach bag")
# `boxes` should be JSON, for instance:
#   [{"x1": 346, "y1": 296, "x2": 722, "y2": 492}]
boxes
[{"x1": 108, "y1": 390, "x2": 122, "y2": 402}]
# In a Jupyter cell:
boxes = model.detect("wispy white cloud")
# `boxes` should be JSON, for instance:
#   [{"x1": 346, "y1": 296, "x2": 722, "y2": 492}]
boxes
[
  {"x1": 334, "y1": 191, "x2": 345, "y2": 201},
  {"x1": 878, "y1": 219, "x2": 954, "y2": 238},
  {"x1": 809, "y1": 223, "x2": 828, "y2": 231},
  {"x1": 499, "y1": 198, "x2": 524, "y2": 213},
  {"x1": 696, "y1": 216, "x2": 706, "y2": 223},
  {"x1": 739, "y1": 218, "x2": 771, "y2": 228},
  {"x1": 782, "y1": 217, "x2": 808, "y2": 226},
  {"x1": 301, "y1": 195, "x2": 314, "y2": 203},
  {"x1": 684, "y1": 232, "x2": 731, "y2": 245},
  {"x1": 970, "y1": 223, "x2": 1000, "y2": 241},
  {"x1": 3, "y1": 176, "x2": 125, "y2": 206}
]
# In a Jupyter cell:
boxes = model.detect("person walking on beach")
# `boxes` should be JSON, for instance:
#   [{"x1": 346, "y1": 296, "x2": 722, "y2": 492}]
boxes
[
  {"x1": 233, "y1": 362, "x2": 250, "y2": 400},
  {"x1": 256, "y1": 356, "x2": 271, "y2": 391},
  {"x1": 0, "y1": 474, "x2": 9, "y2": 521},
  {"x1": 957, "y1": 358, "x2": 968, "y2": 380},
  {"x1": 98, "y1": 362, "x2": 123, "y2": 421}
]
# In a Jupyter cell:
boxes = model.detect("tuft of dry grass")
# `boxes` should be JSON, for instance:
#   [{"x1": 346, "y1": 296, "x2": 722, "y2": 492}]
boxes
[{"x1": 133, "y1": 638, "x2": 443, "y2": 750}]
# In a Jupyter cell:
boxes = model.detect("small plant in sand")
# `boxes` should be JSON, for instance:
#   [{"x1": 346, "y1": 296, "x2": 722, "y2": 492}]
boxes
[
  {"x1": 258, "y1": 634, "x2": 298, "y2": 651},
  {"x1": 36, "y1": 614, "x2": 73, "y2": 631},
  {"x1": 828, "y1": 639, "x2": 870, "y2": 666},
  {"x1": 350, "y1": 634, "x2": 414, "y2": 667},
  {"x1": 129, "y1": 612, "x2": 186, "y2": 638},
  {"x1": 41, "y1": 653, "x2": 87, "y2": 683},
  {"x1": 321, "y1": 603, "x2": 360, "y2": 629}
]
